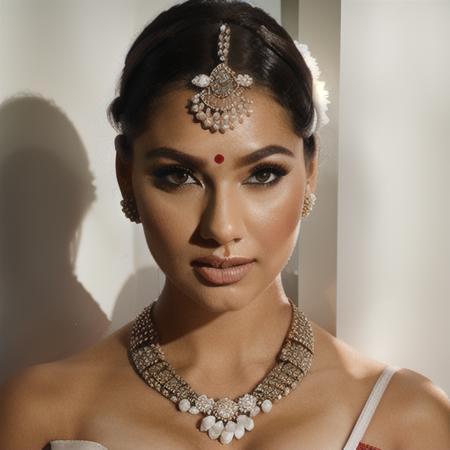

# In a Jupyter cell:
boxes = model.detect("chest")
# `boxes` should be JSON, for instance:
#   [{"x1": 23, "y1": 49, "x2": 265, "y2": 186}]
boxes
[{"x1": 72, "y1": 376, "x2": 361, "y2": 450}]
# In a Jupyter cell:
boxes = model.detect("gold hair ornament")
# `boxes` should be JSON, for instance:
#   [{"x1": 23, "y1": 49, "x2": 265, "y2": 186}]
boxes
[{"x1": 188, "y1": 23, "x2": 254, "y2": 133}]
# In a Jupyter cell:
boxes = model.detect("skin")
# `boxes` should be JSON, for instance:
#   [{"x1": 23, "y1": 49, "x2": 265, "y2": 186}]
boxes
[
  {"x1": 118, "y1": 86, "x2": 314, "y2": 386},
  {"x1": 0, "y1": 87, "x2": 449, "y2": 450}
]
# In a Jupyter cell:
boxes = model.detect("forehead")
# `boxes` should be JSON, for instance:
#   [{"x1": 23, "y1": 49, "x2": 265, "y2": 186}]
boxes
[{"x1": 133, "y1": 86, "x2": 303, "y2": 159}]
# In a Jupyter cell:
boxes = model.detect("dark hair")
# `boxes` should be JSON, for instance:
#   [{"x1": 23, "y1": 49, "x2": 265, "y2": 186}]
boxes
[{"x1": 107, "y1": 0, "x2": 317, "y2": 172}]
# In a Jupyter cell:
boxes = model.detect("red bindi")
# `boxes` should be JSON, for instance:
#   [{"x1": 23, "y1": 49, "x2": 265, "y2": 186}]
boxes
[{"x1": 214, "y1": 154, "x2": 225, "y2": 164}]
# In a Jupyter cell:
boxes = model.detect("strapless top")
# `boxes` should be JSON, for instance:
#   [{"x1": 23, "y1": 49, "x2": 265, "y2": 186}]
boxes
[{"x1": 47, "y1": 365, "x2": 399, "y2": 450}]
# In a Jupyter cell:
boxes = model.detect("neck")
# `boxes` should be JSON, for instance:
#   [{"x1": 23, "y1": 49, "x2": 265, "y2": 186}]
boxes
[{"x1": 151, "y1": 276, "x2": 293, "y2": 383}]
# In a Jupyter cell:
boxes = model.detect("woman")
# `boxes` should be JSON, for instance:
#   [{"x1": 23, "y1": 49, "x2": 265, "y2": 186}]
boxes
[{"x1": 1, "y1": 1, "x2": 449, "y2": 449}]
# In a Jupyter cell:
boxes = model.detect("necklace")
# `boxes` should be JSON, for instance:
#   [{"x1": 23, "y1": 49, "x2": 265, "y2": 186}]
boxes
[{"x1": 128, "y1": 297, "x2": 314, "y2": 445}]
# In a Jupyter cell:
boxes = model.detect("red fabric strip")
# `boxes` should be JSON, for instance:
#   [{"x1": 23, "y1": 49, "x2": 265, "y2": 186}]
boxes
[{"x1": 357, "y1": 443, "x2": 381, "y2": 450}]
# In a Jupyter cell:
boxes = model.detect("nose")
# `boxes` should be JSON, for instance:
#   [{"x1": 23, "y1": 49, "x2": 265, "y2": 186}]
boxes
[{"x1": 198, "y1": 184, "x2": 243, "y2": 245}]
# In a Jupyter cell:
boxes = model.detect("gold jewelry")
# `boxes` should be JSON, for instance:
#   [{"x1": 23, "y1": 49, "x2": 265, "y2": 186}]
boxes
[
  {"x1": 128, "y1": 297, "x2": 314, "y2": 445},
  {"x1": 120, "y1": 196, "x2": 141, "y2": 223},
  {"x1": 302, "y1": 191, "x2": 316, "y2": 218},
  {"x1": 188, "y1": 23, "x2": 254, "y2": 133}
]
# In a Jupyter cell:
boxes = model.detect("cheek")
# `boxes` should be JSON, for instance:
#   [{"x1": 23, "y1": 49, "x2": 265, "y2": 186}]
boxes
[
  {"x1": 134, "y1": 181, "x2": 196, "y2": 272},
  {"x1": 248, "y1": 182, "x2": 303, "y2": 265}
]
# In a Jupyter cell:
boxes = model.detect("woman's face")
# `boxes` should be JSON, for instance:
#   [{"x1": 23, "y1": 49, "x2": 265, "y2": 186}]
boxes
[{"x1": 117, "y1": 86, "x2": 318, "y2": 313}]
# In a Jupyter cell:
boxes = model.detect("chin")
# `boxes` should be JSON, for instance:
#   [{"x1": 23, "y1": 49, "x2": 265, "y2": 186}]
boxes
[
  {"x1": 162, "y1": 262, "x2": 267, "y2": 314},
  {"x1": 185, "y1": 284, "x2": 258, "y2": 315}
]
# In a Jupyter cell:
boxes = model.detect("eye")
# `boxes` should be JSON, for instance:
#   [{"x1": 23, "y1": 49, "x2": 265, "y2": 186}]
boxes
[
  {"x1": 150, "y1": 162, "x2": 290, "y2": 190},
  {"x1": 245, "y1": 162, "x2": 289, "y2": 187},
  {"x1": 151, "y1": 164, "x2": 199, "y2": 188}
]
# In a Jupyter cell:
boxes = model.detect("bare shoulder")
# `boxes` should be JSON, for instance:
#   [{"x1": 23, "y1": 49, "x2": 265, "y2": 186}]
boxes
[
  {"x1": 387, "y1": 367, "x2": 450, "y2": 449},
  {"x1": 0, "y1": 361, "x2": 71, "y2": 449},
  {"x1": 0, "y1": 321, "x2": 133, "y2": 449},
  {"x1": 310, "y1": 321, "x2": 450, "y2": 448}
]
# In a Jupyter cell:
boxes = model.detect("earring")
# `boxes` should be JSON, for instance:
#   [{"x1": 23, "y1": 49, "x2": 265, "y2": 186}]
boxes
[
  {"x1": 302, "y1": 191, "x2": 317, "y2": 218},
  {"x1": 120, "y1": 196, "x2": 141, "y2": 223}
]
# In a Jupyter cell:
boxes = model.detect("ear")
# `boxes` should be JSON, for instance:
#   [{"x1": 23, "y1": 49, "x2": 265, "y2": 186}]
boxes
[
  {"x1": 305, "y1": 134, "x2": 320, "y2": 192},
  {"x1": 115, "y1": 135, "x2": 133, "y2": 198},
  {"x1": 306, "y1": 149, "x2": 319, "y2": 192}
]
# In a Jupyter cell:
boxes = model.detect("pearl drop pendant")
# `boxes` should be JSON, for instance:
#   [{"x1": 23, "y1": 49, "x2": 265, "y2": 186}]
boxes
[{"x1": 177, "y1": 395, "x2": 273, "y2": 445}]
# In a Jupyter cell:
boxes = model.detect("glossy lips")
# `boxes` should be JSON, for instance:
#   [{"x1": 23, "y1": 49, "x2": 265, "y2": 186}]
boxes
[{"x1": 192, "y1": 255, "x2": 255, "y2": 285}]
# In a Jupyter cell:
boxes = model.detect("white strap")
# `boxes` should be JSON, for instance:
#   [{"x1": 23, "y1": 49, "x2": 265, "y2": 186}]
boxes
[
  {"x1": 50, "y1": 440, "x2": 108, "y2": 450},
  {"x1": 342, "y1": 365, "x2": 400, "y2": 450}
]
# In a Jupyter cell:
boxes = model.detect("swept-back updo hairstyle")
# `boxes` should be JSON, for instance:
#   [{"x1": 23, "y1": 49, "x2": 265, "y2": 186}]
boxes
[{"x1": 107, "y1": 0, "x2": 318, "y2": 173}]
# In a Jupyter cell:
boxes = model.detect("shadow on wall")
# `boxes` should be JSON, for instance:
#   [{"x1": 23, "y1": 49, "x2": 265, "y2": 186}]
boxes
[
  {"x1": 0, "y1": 94, "x2": 110, "y2": 384},
  {"x1": 107, "y1": 265, "x2": 164, "y2": 336}
]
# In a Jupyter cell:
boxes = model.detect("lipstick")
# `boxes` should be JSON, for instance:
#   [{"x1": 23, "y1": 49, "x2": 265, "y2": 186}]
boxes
[{"x1": 191, "y1": 255, "x2": 255, "y2": 285}]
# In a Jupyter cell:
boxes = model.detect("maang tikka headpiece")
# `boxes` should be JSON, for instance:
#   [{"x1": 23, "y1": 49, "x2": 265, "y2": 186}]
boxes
[{"x1": 188, "y1": 23, "x2": 254, "y2": 133}]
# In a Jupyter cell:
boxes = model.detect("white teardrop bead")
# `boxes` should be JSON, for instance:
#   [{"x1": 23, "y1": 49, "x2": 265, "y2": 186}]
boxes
[
  {"x1": 224, "y1": 421, "x2": 237, "y2": 432},
  {"x1": 261, "y1": 399, "x2": 273, "y2": 413},
  {"x1": 207, "y1": 420, "x2": 224, "y2": 439},
  {"x1": 220, "y1": 430, "x2": 234, "y2": 444},
  {"x1": 200, "y1": 415, "x2": 216, "y2": 431},
  {"x1": 234, "y1": 424, "x2": 245, "y2": 439},
  {"x1": 212, "y1": 420, "x2": 224, "y2": 432},
  {"x1": 236, "y1": 414, "x2": 248, "y2": 424},
  {"x1": 250, "y1": 406, "x2": 260, "y2": 417},
  {"x1": 178, "y1": 399, "x2": 190, "y2": 412},
  {"x1": 243, "y1": 417, "x2": 254, "y2": 431},
  {"x1": 208, "y1": 427, "x2": 221, "y2": 440}
]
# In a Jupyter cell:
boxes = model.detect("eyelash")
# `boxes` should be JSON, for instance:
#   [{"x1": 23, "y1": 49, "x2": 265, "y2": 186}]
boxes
[{"x1": 151, "y1": 162, "x2": 289, "y2": 190}]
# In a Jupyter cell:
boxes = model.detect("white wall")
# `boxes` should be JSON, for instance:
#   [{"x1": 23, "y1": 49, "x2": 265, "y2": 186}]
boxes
[
  {"x1": 297, "y1": 0, "x2": 341, "y2": 335},
  {"x1": 338, "y1": 0, "x2": 450, "y2": 394}
]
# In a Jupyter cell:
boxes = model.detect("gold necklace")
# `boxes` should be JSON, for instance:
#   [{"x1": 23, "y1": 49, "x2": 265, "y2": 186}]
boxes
[{"x1": 128, "y1": 297, "x2": 314, "y2": 445}]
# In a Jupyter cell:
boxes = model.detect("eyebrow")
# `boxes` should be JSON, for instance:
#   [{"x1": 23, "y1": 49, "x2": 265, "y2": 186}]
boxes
[{"x1": 144, "y1": 145, "x2": 295, "y2": 169}]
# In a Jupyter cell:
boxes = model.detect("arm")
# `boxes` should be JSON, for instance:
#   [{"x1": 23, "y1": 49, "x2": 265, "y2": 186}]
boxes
[{"x1": 0, "y1": 364, "x2": 61, "y2": 450}]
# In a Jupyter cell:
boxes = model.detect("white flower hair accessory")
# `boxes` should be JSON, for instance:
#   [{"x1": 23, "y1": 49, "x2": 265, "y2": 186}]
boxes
[{"x1": 293, "y1": 41, "x2": 330, "y2": 137}]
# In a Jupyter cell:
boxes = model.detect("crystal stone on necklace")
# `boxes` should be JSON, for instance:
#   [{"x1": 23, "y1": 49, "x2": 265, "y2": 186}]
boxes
[
  {"x1": 212, "y1": 397, "x2": 239, "y2": 421},
  {"x1": 128, "y1": 296, "x2": 314, "y2": 446},
  {"x1": 195, "y1": 394, "x2": 215, "y2": 413},
  {"x1": 238, "y1": 393, "x2": 257, "y2": 413}
]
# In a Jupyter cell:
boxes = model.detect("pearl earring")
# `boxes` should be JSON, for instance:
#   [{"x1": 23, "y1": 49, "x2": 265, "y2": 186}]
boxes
[
  {"x1": 120, "y1": 196, "x2": 141, "y2": 223},
  {"x1": 302, "y1": 191, "x2": 316, "y2": 218}
]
